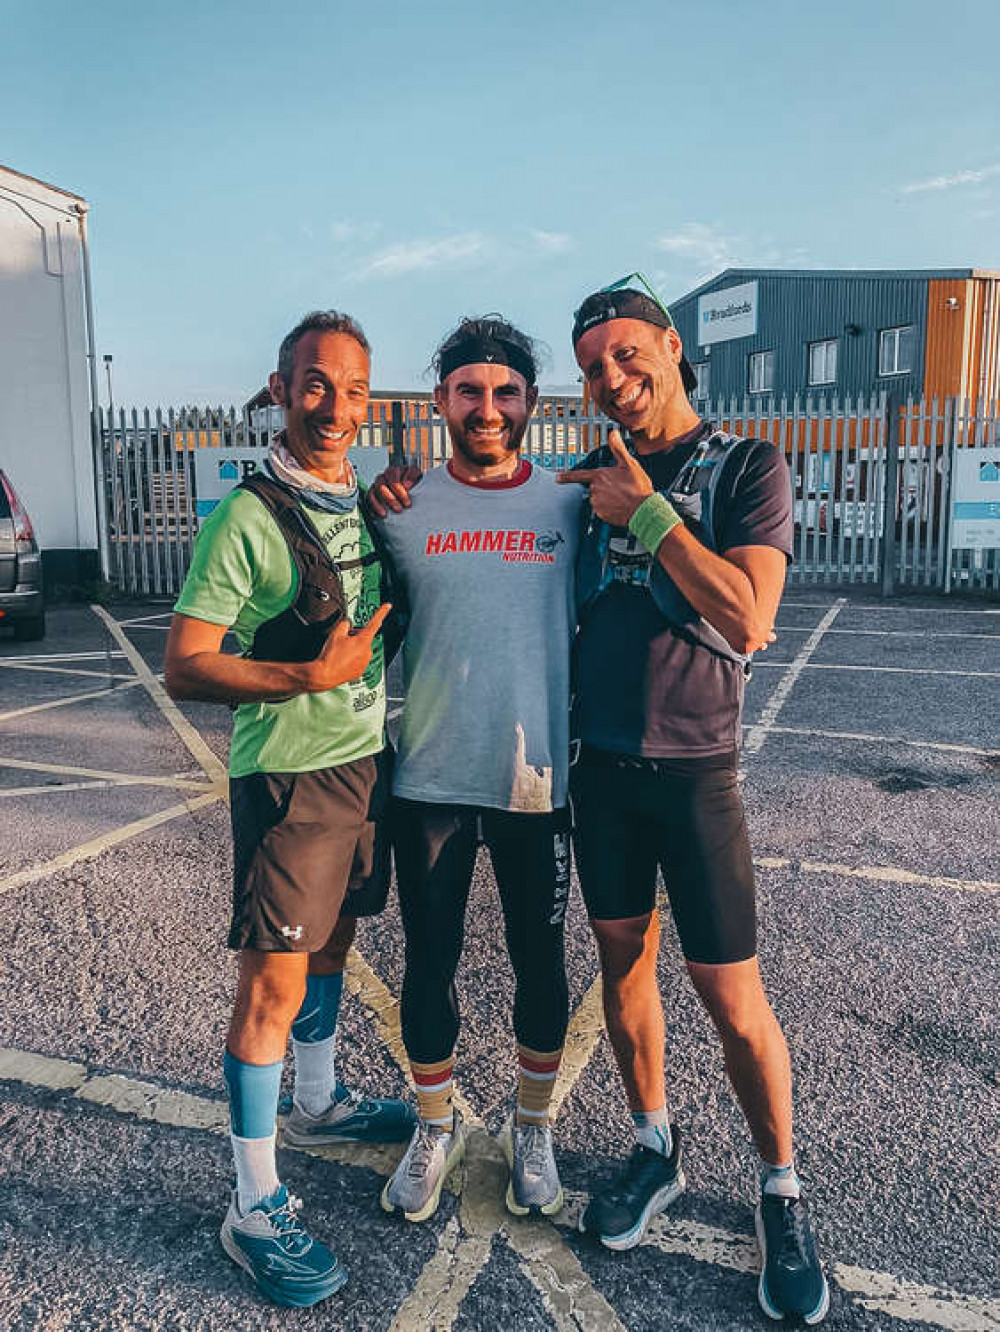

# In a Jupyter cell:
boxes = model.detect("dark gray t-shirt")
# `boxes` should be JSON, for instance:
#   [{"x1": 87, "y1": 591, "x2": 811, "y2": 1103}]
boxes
[{"x1": 573, "y1": 433, "x2": 793, "y2": 758}]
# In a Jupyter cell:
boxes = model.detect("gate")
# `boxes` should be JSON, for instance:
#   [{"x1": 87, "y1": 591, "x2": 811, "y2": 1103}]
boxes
[{"x1": 98, "y1": 396, "x2": 999, "y2": 598}]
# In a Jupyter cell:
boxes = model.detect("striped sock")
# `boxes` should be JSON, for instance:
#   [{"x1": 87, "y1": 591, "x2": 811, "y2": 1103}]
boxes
[
  {"x1": 515, "y1": 1044, "x2": 563, "y2": 1126},
  {"x1": 632, "y1": 1107, "x2": 673, "y2": 1158},
  {"x1": 411, "y1": 1056, "x2": 455, "y2": 1129}
]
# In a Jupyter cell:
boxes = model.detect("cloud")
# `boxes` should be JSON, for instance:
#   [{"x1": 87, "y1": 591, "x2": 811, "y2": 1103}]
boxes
[
  {"x1": 352, "y1": 232, "x2": 488, "y2": 279},
  {"x1": 527, "y1": 228, "x2": 573, "y2": 254},
  {"x1": 655, "y1": 222, "x2": 741, "y2": 273},
  {"x1": 900, "y1": 164, "x2": 1000, "y2": 195}
]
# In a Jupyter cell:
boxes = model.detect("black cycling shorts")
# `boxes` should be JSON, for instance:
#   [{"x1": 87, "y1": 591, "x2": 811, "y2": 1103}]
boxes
[
  {"x1": 228, "y1": 748, "x2": 392, "y2": 953},
  {"x1": 570, "y1": 747, "x2": 756, "y2": 965}
]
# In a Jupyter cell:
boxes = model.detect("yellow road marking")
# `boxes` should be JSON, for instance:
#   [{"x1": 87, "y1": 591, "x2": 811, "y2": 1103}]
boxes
[
  {"x1": 754, "y1": 856, "x2": 1000, "y2": 894},
  {"x1": 91, "y1": 604, "x2": 229, "y2": 787},
  {"x1": 0, "y1": 756, "x2": 216, "y2": 794},
  {"x1": 0, "y1": 792, "x2": 221, "y2": 894},
  {"x1": 551, "y1": 974, "x2": 604, "y2": 1118}
]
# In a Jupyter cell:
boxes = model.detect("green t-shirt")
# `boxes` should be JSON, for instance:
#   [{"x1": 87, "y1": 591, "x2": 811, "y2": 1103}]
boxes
[{"x1": 174, "y1": 487, "x2": 385, "y2": 777}]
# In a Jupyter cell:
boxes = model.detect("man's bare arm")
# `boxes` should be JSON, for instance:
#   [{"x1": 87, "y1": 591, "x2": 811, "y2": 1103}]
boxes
[
  {"x1": 163, "y1": 607, "x2": 391, "y2": 704},
  {"x1": 559, "y1": 431, "x2": 783, "y2": 654}
]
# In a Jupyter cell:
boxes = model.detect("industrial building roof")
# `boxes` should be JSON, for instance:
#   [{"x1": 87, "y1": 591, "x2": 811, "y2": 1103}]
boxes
[{"x1": 671, "y1": 267, "x2": 1000, "y2": 304}]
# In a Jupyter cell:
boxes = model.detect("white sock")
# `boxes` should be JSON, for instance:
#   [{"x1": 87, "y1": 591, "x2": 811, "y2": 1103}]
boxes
[
  {"x1": 231, "y1": 1131, "x2": 280, "y2": 1213},
  {"x1": 762, "y1": 1160, "x2": 801, "y2": 1199},
  {"x1": 292, "y1": 1033, "x2": 337, "y2": 1116},
  {"x1": 632, "y1": 1108, "x2": 673, "y2": 1158}
]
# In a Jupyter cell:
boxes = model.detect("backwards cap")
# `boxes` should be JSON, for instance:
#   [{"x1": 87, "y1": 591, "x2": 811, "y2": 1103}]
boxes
[{"x1": 572, "y1": 288, "x2": 698, "y2": 395}]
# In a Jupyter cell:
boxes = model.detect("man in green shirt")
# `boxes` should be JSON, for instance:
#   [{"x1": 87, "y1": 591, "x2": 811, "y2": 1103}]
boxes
[{"x1": 165, "y1": 310, "x2": 413, "y2": 1309}]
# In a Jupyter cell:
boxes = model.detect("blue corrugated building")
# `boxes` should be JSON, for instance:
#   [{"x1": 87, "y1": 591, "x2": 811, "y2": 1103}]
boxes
[{"x1": 668, "y1": 268, "x2": 1000, "y2": 407}]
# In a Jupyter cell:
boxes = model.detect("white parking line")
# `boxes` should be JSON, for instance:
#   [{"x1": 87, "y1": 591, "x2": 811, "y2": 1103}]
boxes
[
  {"x1": 0, "y1": 660, "x2": 134, "y2": 680},
  {"x1": 746, "y1": 723, "x2": 1000, "y2": 759},
  {"x1": 782, "y1": 602, "x2": 1000, "y2": 616},
  {"x1": 1, "y1": 1048, "x2": 994, "y2": 1332},
  {"x1": 92, "y1": 605, "x2": 229, "y2": 788},
  {"x1": 743, "y1": 599, "x2": 845, "y2": 756},
  {"x1": 0, "y1": 792, "x2": 221, "y2": 895},
  {"x1": 115, "y1": 612, "x2": 174, "y2": 626},
  {"x1": 0, "y1": 651, "x2": 129, "y2": 663},
  {"x1": 0, "y1": 678, "x2": 147, "y2": 723},
  {"x1": 752, "y1": 662, "x2": 1000, "y2": 678},
  {"x1": 774, "y1": 626, "x2": 1000, "y2": 640}
]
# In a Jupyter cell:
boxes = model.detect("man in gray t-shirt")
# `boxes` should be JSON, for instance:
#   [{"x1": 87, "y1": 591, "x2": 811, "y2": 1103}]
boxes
[{"x1": 369, "y1": 316, "x2": 583, "y2": 1226}]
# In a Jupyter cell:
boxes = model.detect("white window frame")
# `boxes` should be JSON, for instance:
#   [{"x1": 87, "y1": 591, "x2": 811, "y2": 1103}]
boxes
[
  {"x1": 808, "y1": 338, "x2": 838, "y2": 386},
  {"x1": 692, "y1": 361, "x2": 710, "y2": 400},
  {"x1": 749, "y1": 350, "x2": 774, "y2": 394},
  {"x1": 879, "y1": 325, "x2": 915, "y2": 376}
]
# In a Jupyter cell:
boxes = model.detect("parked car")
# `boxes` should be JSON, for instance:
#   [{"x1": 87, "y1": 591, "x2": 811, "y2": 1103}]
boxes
[{"x1": 0, "y1": 470, "x2": 45, "y2": 641}]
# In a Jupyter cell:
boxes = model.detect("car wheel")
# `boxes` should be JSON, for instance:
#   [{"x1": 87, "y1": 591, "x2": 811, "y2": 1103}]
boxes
[{"x1": 13, "y1": 613, "x2": 45, "y2": 642}]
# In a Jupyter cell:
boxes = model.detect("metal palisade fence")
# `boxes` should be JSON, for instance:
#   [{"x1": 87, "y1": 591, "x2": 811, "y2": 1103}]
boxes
[{"x1": 97, "y1": 393, "x2": 999, "y2": 598}]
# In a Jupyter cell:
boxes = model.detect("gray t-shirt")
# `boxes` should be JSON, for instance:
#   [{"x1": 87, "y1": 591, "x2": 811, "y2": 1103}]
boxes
[{"x1": 375, "y1": 461, "x2": 583, "y2": 812}]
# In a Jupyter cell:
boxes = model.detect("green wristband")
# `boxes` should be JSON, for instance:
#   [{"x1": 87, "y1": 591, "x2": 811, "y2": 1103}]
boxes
[{"x1": 628, "y1": 492, "x2": 682, "y2": 555}]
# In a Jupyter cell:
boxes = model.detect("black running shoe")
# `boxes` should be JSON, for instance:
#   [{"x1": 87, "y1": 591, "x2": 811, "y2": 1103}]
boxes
[
  {"x1": 580, "y1": 1126, "x2": 685, "y2": 1250},
  {"x1": 756, "y1": 1192, "x2": 830, "y2": 1324}
]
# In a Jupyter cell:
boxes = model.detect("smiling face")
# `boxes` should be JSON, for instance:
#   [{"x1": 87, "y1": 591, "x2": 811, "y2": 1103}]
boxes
[
  {"x1": 268, "y1": 329, "x2": 370, "y2": 482},
  {"x1": 434, "y1": 362, "x2": 538, "y2": 471},
  {"x1": 574, "y1": 318, "x2": 690, "y2": 446}
]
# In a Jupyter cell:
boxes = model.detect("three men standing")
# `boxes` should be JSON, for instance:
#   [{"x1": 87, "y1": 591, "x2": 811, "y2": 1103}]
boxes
[{"x1": 167, "y1": 295, "x2": 827, "y2": 1323}]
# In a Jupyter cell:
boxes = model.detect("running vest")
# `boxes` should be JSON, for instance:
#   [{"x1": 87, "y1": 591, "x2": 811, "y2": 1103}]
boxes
[
  {"x1": 237, "y1": 472, "x2": 383, "y2": 663},
  {"x1": 576, "y1": 428, "x2": 751, "y2": 671}
]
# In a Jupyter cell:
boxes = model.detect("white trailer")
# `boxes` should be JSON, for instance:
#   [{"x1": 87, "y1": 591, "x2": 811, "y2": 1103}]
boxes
[{"x1": 0, "y1": 165, "x2": 101, "y2": 590}]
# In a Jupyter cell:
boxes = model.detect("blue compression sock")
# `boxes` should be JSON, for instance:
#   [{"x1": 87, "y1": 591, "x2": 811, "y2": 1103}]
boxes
[
  {"x1": 291, "y1": 972, "x2": 344, "y2": 1045},
  {"x1": 223, "y1": 1048, "x2": 283, "y2": 1139}
]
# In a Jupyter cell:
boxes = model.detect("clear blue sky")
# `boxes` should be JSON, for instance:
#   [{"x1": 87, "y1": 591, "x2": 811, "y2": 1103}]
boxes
[{"x1": 5, "y1": 0, "x2": 998, "y2": 403}]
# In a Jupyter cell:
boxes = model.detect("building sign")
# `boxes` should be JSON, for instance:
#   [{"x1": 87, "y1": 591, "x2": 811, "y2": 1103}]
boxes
[
  {"x1": 951, "y1": 449, "x2": 1000, "y2": 549},
  {"x1": 697, "y1": 280, "x2": 758, "y2": 346},
  {"x1": 192, "y1": 446, "x2": 392, "y2": 524}
]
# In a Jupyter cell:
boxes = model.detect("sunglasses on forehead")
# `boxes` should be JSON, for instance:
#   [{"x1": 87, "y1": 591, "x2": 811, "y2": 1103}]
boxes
[{"x1": 599, "y1": 271, "x2": 676, "y2": 327}]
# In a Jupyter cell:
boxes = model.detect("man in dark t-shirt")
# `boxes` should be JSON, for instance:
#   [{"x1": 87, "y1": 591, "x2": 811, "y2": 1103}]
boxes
[{"x1": 558, "y1": 285, "x2": 829, "y2": 1326}]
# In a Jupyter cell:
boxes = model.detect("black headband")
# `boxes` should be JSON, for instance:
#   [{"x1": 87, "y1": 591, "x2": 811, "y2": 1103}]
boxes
[
  {"x1": 572, "y1": 288, "x2": 698, "y2": 395},
  {"x1": 438, "y1": 334, "x2": 536, "y2": 386},
  {"x1": 571, "y1": 289, "x2": 673, "y2": 345}
]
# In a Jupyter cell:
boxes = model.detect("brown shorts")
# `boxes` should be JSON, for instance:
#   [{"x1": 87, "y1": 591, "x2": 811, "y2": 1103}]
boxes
[{"x1": 228, "y1": 748, "x2": 392, "y2": 953}]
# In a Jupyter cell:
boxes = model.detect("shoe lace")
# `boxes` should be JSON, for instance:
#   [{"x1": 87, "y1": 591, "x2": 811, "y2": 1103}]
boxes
[
  {"x1": 773, "y1": 1199, "x2": 811, "y2": 1268},
  {"x1": 607, "y1": 1146, "x2": 660, "y2": 1205},
  {"x1": 406, "y1": 1123, "x2": 443, "y2": 1180},
  {"x1": 267, "y1": 1192, "x2": 310, "y2": 1254},
  {"x1": 518, "y1": 1125, "x2": 550, "y2": 1176}
]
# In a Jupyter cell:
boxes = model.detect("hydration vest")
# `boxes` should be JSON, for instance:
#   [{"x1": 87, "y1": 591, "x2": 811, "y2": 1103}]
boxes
[
  {"x1": 576, "y1": 428, "x2": 752, "y2": 671},
  {"x1": 237, "y1": 471, "x2": 386, "y2": 664}
]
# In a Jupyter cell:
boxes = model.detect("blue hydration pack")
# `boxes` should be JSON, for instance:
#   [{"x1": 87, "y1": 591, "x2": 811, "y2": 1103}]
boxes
[{"x1": 576, "y1": 428, "x2": 753, "y2": 672}]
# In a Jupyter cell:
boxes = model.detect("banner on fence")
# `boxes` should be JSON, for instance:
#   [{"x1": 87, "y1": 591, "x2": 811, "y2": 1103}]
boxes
[
  {"x1": 951, "y1": 448, "x2": 1000, "y2": 549},
  {"x1": 192, "y1": 445, "x2": 393, "y2": 524}
]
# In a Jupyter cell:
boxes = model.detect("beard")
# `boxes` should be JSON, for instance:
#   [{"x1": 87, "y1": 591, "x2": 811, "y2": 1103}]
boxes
[{"x1": 450, "y1": 415, "x2": 527, "y2": 465}]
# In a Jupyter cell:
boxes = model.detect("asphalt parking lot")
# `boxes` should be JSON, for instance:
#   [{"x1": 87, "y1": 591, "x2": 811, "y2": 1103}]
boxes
[{"x1": 0, "y1": 589, "x2": 997, "y2": 1331}]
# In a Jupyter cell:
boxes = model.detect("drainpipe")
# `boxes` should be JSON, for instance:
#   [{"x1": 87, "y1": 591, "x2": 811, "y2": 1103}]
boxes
[{"x1": 72, "y1": 200, "x2": 110, "y2": 582}]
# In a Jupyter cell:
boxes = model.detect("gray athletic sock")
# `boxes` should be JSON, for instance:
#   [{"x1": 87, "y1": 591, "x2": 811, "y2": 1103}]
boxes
[
  {"x1": 761, "y1": 1160, "x2": 801, "y2": 1199},
  {"x1": 632, "y1": 1108, "x2": 673, "y2": 1157}
]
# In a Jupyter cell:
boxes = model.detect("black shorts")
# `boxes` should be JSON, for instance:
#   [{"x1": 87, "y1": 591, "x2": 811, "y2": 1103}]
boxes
[
  {"x1": 570, "y1": 747, "x2": 756, "y2": 965},
  {"x1": 228, "y1": 748, "x2": 392, "y2": 953}
]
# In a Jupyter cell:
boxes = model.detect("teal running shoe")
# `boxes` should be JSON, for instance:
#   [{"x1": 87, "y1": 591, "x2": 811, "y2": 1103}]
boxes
[
  {"x1": 220, "y1": 1184, "x2": 347, "y2": 1308},
  {"x1": 756, "y1": 1192, "x2": 830, "y2": 1324},
  {"x1": 283, "y1": 1081, "x2": 417, "y2": 1146}
]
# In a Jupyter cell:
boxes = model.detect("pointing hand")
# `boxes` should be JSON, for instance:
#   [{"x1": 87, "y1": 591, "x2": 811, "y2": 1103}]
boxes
[{"x1": 557, "y1": 431, "x2": 653, "y2": 525}]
